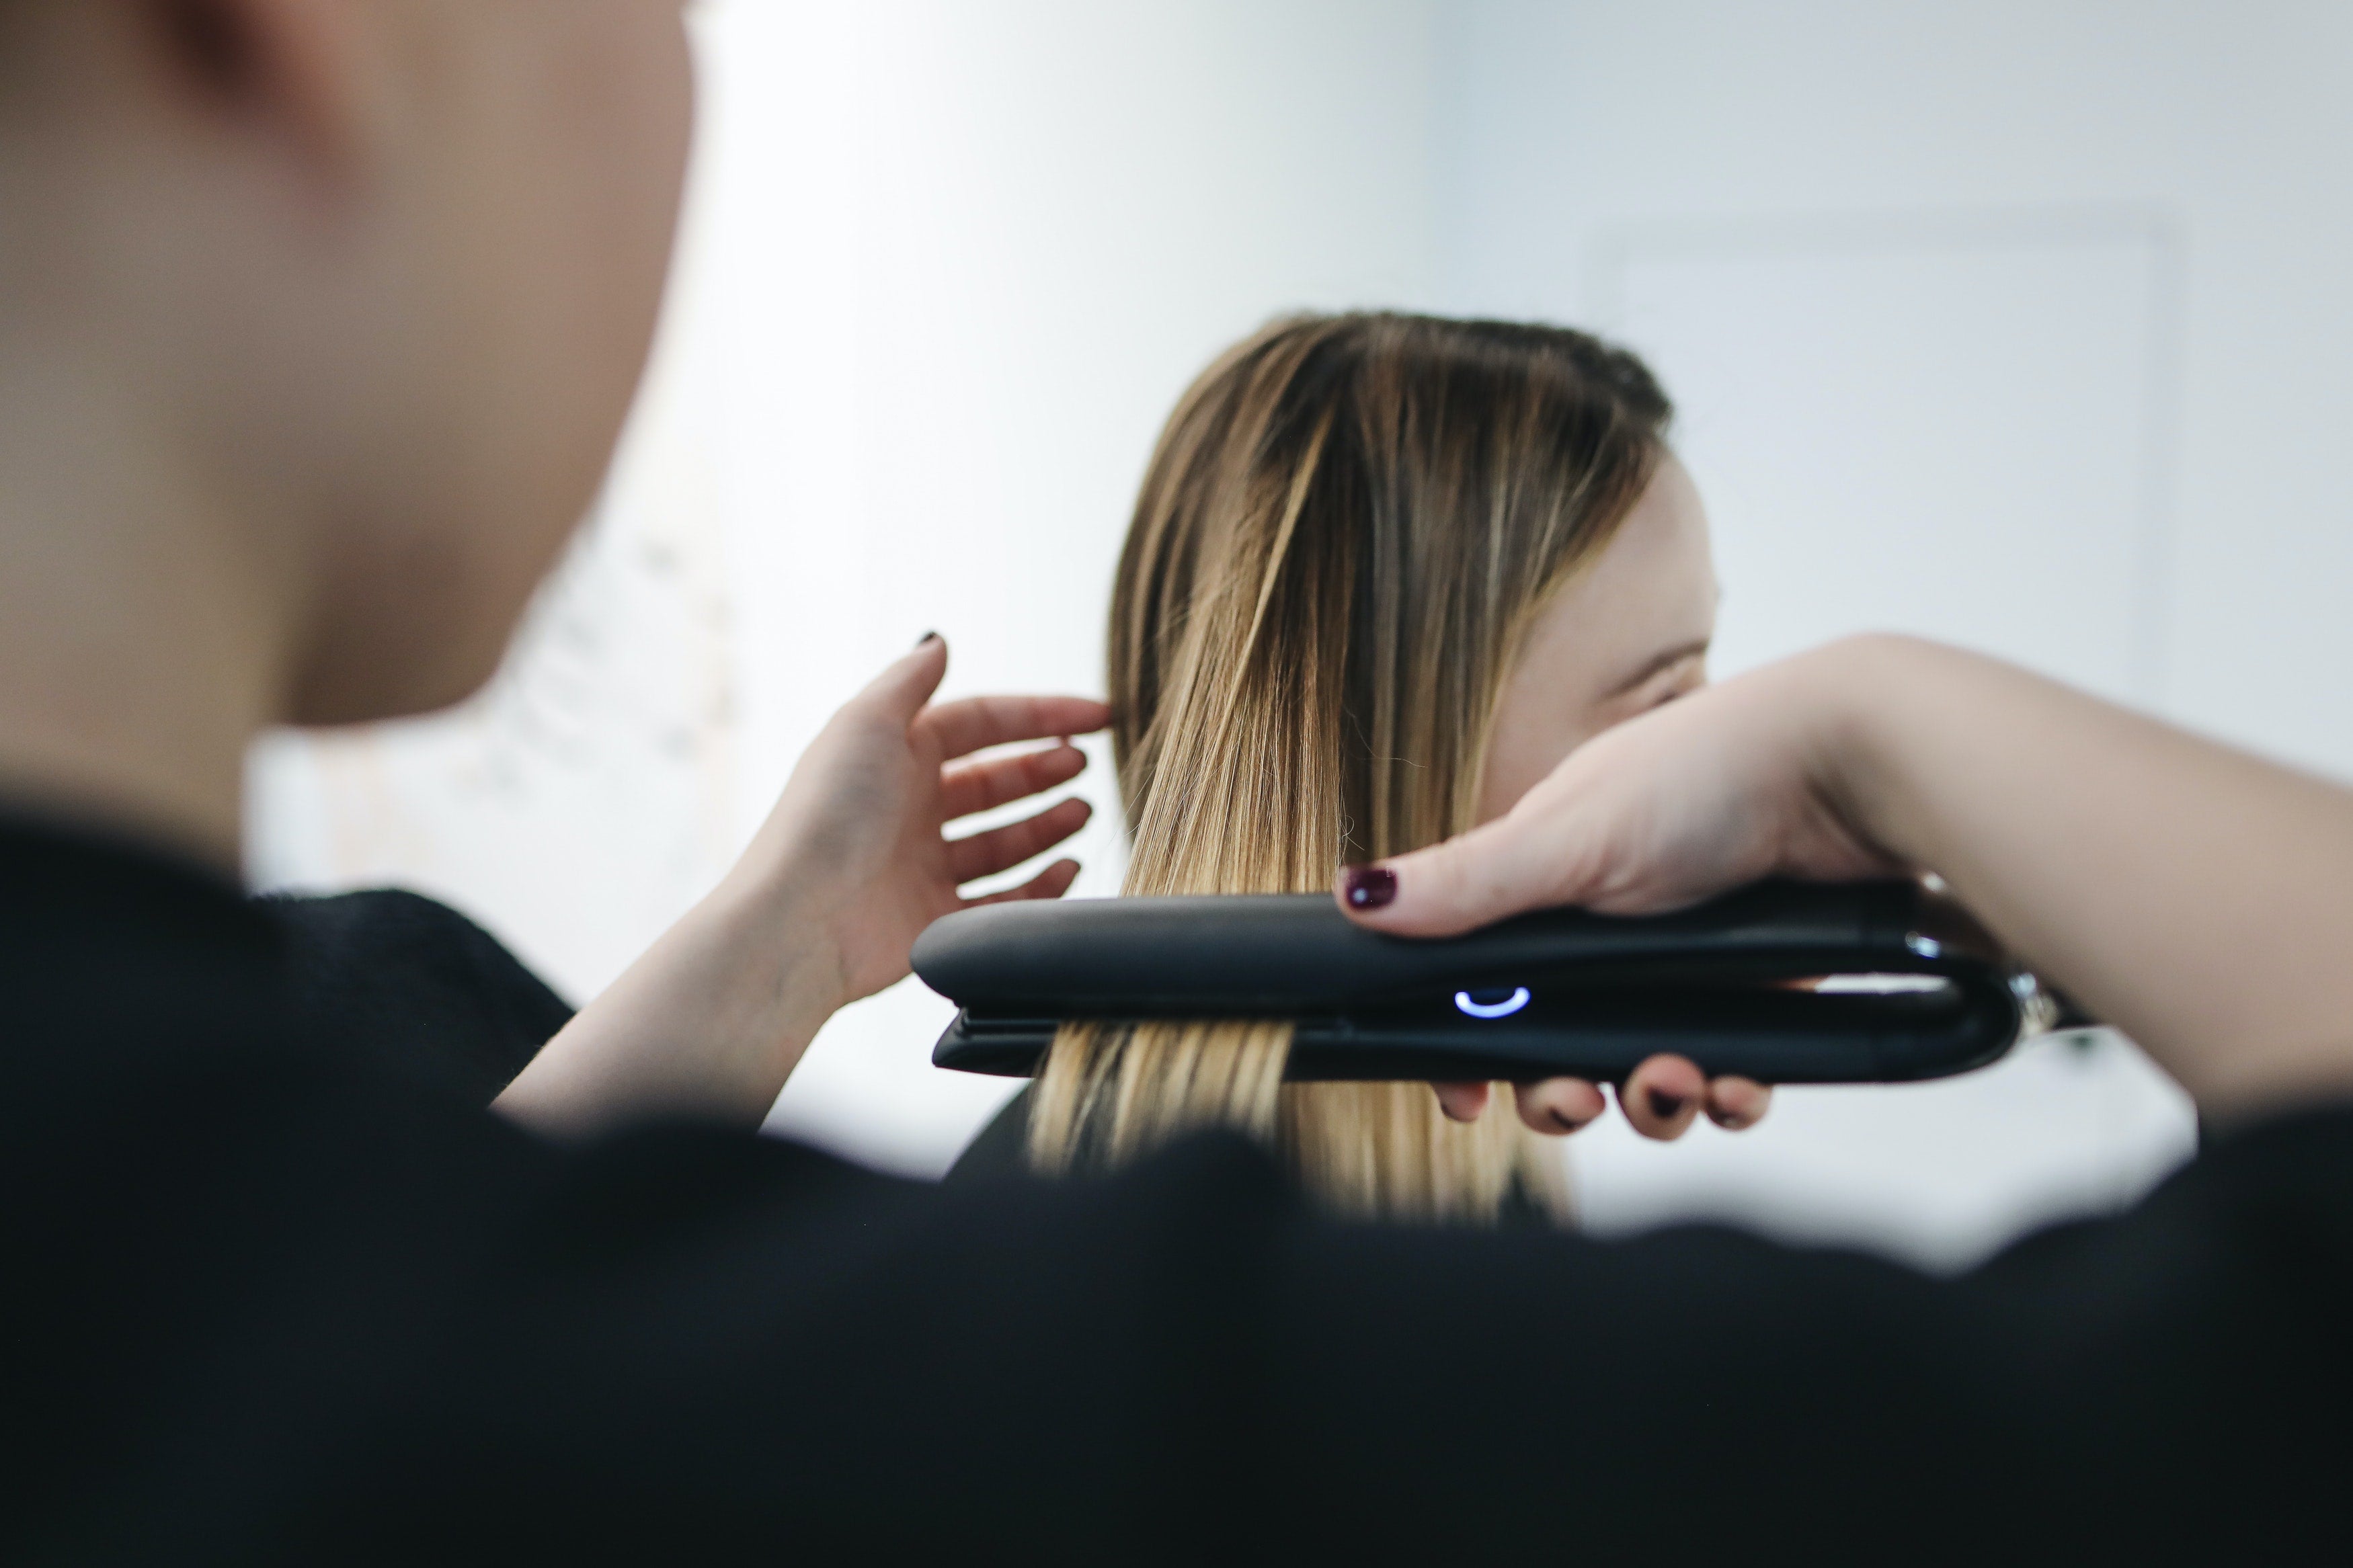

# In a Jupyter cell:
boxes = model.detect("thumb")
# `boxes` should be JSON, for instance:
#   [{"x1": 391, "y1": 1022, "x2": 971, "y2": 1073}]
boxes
[
  {"x1": 1334, "y1": 812, "x2": 1579, "y2": 938},
  {"x1": 861, "y1": 632, "x2": 950, "y2": 727}
]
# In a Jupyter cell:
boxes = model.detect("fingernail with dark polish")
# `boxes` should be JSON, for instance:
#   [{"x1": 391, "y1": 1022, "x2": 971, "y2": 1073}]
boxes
[
  {"x1": 917, "y1": 630, "x2": 942, "y2": 646},
  {"x1": 1341, "y1": 866, "x2": 1397, "y2": 910},
  {"x1": 1647, "y1": 1089, "x2": 1686, "y2": 1120}
]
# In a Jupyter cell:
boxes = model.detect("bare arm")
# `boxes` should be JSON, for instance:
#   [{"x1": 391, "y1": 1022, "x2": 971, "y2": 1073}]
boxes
[
  {"x1": 498, "y1": 640, "x2": 1107, "y2": 1133},
  {"x1": 1342, "y1": 634, "x2": 2353, "y2": 1125}
]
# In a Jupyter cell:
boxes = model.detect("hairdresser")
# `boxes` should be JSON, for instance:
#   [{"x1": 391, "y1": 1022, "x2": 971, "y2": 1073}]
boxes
[{"x1": 7, "y1": 1, "x2": 2353, "y2": 1562}]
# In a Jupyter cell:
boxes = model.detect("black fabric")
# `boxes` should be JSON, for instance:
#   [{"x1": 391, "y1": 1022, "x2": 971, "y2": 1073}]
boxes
[
  {"x1": 947, "y1": 1080, "x2": 1037, "y2": 1182},
  {"x1": 4, "y1": 812, "x2": 2352, "y2": 1563},
  {"x1": 264, "y1": 887, "x2": 573, "y2": 1106}
]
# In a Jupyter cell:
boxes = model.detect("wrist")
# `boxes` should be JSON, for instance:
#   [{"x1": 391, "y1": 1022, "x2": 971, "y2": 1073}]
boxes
[
  {"x1": 1760, "y1": 630, "x2": 1920, "y2": 870},
  {"x1": 706, "y1": 858, "x2": 856, "y2": 1024},
  {"x1": 1782, "y1": 633, "x2": 1940, "y2": 870}
]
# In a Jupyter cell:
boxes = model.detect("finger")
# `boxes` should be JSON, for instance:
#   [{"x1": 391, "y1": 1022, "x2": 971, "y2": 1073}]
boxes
[
  {"x1": 1333, "y1": 809, "x2": 1578, "y2": 939},
  {"x1": 963, "y1": 857, "x2": 1082, "y2": 907},
  {"x1": 940, "y1": 743, "x2": 1087, "y2": 822},
  {"x1": 1620, "y1": 1054, "x2": 1706, "y2": 1141},
  {"x1": 1513, "y1": 1077, "x2": 1607, "y2": 1136},
  {"x1": 918, "y1": 694, "x2": 1113, "y2": 761},
  {"x1": 946, "y1": 797, "x2": 1094, "y2": 884},
  {"x1": 861, "y1": 634, "x2": 951, "y2": 726},
  {"x1": 1706, "y1": 1075, "x2": 1773, "y2": 1131},
  {"x1": 1432, "y1": 1082, "x2": 1490, "y2": 1122}
]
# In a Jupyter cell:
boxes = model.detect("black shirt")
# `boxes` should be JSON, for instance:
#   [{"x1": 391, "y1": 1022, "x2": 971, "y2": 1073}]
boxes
[
  {"x1": 3, "y1": 814, "x2": 2350, "y2": 1563},
  {"x1": 264, "y1": 886, "x2": 573, "y2": 1106}
]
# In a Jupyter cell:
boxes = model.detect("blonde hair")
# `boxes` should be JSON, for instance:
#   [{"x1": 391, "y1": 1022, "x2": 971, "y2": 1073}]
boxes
[{"x1": 1029, "y1": 313, "x2": 1671, "y2": 1223}]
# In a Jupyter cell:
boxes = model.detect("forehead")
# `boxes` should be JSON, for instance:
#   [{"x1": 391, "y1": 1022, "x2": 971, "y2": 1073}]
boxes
[
  {"x1": 1569, "y1": 456, "x2": 1716, "y2": 619},
  {"x1": 1511, "y1": 455, "x2": 1716, "y2": 684}
]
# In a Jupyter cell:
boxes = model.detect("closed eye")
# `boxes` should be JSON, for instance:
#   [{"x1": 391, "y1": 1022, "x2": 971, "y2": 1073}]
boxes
[
  {"x1": 1601, "y1": 639, "x2": 1711, "y2": 703},
  {"x1": 1634, "y1": 654, "x2": 1708, "y2": 714}
]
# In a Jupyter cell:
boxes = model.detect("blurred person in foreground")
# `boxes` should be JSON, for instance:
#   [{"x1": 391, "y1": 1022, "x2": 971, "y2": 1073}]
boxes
[{"x1": 4, "y1": 1, "x2": 2352, "y2": 1561}]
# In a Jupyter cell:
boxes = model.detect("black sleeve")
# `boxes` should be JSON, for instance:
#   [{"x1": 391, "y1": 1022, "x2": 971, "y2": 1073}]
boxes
[
  {"x1": 945, "y1": 1081, "x2": 1031, "y2": 1180},
  {"x1": 262, "y1": 888, "x2": 574, "y2": 1105},
  {"x1": 17, "y1": 999, "x2": 2353, "y2": 1565}
]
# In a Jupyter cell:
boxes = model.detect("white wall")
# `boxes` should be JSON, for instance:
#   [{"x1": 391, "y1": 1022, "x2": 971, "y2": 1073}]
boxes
[
  {"x1": 249, "y1": 2, "x2": 2353, "y2": 1269},
  {"x1": 1441, "y1": 0, "x2": 2353, "y2": 772}
]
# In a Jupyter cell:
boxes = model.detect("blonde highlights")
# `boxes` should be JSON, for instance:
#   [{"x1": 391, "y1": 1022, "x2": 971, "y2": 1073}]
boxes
[{"x1": 1030, "y1": 313, "x2": 1671, "y2": 1222}]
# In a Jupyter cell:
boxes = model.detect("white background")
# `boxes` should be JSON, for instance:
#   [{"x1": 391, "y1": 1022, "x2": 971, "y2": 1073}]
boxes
[{"x1": 251, "y1": 1, "x2": 2353, "y2": 1270}]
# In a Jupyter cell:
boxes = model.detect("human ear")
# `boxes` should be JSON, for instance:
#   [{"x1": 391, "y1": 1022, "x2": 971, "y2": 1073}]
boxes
[{"x1": 138, "y1": 0, "x2": 383, "y2": 173}]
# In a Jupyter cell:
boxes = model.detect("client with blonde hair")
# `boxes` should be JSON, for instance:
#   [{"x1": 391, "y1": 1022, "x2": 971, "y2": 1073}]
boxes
[{"x1": 1009, "y1": 311, "x2": 1774, "y2": 1222}]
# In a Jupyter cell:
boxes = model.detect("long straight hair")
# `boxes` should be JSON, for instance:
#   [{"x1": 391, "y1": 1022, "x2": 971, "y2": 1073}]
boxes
[{"x1": 1029, "y1": 313, "x2": 1673, "y2": 1223}]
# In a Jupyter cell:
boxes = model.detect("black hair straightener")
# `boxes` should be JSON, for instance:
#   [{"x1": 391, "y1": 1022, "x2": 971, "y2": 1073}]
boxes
[{"x1": 914, "y1": 880, "x2": 2075, "y2": 1085}]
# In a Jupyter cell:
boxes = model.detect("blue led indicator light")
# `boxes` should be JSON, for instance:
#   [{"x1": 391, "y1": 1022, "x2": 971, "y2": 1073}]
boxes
[{"x1": 1453, "y1": 986, "x2": 1531, "y2": 1020}]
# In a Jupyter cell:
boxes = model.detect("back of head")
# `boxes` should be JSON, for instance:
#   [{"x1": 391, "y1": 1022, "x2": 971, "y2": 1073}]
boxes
[{"x1": 1029, "y1": 312, "x2": 1672, "y2": 1222}]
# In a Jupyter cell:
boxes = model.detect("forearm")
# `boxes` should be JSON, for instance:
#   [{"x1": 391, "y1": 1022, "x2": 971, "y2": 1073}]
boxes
[
  {"x1": 493, "y1": 869, "x2": 844, "y2": 1134},
  {"x1": 1825, "y1": 636, "x2": 2353, "y2": 1122},
  {"x1": 489, "y1": 645, "x2": 1103, "y2": 1135}
]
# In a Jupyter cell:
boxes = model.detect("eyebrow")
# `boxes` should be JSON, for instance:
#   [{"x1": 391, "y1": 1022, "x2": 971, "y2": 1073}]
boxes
[{"x1": 1601, "y1": 638, "x2": 1712, "y2": 700}]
